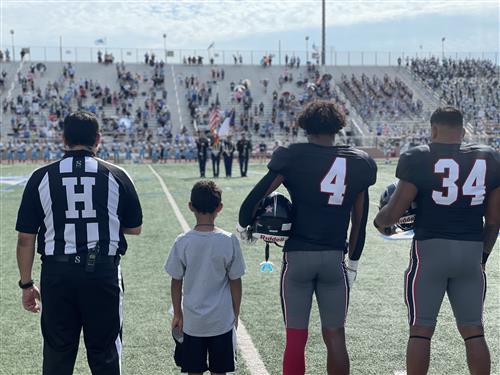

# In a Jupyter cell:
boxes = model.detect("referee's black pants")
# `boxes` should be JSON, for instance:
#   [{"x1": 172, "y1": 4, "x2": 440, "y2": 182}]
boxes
[{"x1": 40, "y1": 261, "x2": 123, "y2": 375}]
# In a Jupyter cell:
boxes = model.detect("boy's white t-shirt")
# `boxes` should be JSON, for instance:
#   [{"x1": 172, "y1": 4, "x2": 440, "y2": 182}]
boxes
[{"x1": 165, "y1": 228, "x2": 246, "y2": 337}]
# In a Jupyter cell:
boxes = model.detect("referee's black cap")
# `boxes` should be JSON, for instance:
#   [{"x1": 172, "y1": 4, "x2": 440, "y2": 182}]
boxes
[{"x1": 63, "y1": 111, "x2": 100, "y2": 147}]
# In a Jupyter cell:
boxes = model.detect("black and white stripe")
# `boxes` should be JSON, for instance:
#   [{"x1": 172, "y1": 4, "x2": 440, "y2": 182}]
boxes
[
  {"x1": 405, "y1": 240, "x2": 421, "y2": 326},
  {"x1": 18, "y1": 151, "x2": 140, "y2": 257}
]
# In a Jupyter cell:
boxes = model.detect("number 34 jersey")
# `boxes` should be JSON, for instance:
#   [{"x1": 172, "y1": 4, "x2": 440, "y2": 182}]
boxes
[
  {"x1": 396, "y1": 143, "x2": 500, "y2": 241},
  {"x1": 268, "y1": 143, "x2": 377, "y2": 252}
]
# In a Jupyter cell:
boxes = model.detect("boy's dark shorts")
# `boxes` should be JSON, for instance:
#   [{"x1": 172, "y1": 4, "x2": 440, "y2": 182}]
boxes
[{"x1": 180, "y1": 329, "x2": 236, "y2": 373}]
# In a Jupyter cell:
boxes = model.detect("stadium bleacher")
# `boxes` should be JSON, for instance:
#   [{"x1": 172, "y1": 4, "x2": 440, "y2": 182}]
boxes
[{"x1": 1, "y1": 55, "x2": 498, "y2": 162}]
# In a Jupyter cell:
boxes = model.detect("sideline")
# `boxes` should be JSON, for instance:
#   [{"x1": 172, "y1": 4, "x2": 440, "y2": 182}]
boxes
[{"x1": 148, "y1": 165, "x2": 270, "y2": 375}]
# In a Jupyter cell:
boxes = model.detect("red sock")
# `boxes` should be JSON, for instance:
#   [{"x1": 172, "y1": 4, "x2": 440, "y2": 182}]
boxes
[{"x1": 283, "y1": 328, "x2": 308, "y2": 375}]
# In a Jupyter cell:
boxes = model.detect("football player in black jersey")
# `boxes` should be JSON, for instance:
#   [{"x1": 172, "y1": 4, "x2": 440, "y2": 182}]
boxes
[
  {"x1": 375, "y1": 107, "x2": 500, "y2": 375},
  {"x1": 238, "y1": 101, "x2": 377, "y2": 375}
]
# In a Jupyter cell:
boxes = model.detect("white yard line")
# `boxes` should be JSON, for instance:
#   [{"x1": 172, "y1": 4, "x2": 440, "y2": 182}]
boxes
[{"x1": 148, "y1": 165, "x2": 270, "y2": 375}]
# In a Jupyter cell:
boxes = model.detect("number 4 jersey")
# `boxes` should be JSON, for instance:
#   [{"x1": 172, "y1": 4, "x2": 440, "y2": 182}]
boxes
[
  {"x1": 396, "y1": 143, "x2": 500, "y2": 241},
  {"x1": 268, "y1": 144, "x2": 377, "y2": 252}
]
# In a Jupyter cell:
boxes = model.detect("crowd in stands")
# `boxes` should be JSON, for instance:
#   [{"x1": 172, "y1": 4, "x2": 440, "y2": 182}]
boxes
[
  {"x1": 340, "y1": 73, "x2": 423, "y2": 122},
  {"x1": 178, "y1": 60, "x2": 350, "y2": 146},
  {"x1": 1, "y1": 59, "x2": 184, "y2": 146},
  {"x1": 409, "y1": 57, "x2": 499, "y2": 131},
  {"x1": 1, "y1": 56, "x2": 498, "y2": 162}
]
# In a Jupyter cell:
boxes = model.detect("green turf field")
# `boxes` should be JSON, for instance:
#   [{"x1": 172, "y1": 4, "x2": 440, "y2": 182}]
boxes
[{"x1": 0, "y1": 161, "x2": 498, "y2": 375}]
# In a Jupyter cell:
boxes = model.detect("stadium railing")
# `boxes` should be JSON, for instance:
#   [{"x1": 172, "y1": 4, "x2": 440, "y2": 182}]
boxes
[{"x1": 4, "y1": 46, "x2": 498, "y2": 66}]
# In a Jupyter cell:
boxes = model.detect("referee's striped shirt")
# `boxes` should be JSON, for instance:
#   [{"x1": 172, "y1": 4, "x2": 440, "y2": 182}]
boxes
[{"x1": 16, "y1": 150, "x2": 142, "y2": 256}]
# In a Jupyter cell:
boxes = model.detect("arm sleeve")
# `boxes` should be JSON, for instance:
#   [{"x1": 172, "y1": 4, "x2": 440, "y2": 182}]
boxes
[
  {"x1": 491, "y1": 149, "x2": 500, "y2": 190},
  {"x1": 15, "y1": 172, "x2": 44, "y2": 234},
  {"x1": 238, "y1": 170, "x2": 280, "y2": 227},
  {"x1": 395, "y1": 152, "x2": 418, "y2": 185},
  {"x1": 267, "y1": 146, "x2": 290, "y2": 175},
  {"x1": 349, "y1": 190, "x2": 370, "y2": 261},
  {"x1": 227, "y1": 235, "x2": 246, "y2": 280},
  {"x1": 119, "y1": 171, "x2": 143, "y2": 228},
  {"x1": 164, "y1": 240, "x2": 185, "y2": 280},
  {"x1": 368, "y1": 157, "x2": 378, "y2": 187}
]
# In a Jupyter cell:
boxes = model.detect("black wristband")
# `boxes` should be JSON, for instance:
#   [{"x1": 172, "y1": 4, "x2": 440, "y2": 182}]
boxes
[
  {"x1": 482, "y1": 252, "x2": 490, "y2": 265},
  {"x1": 18, "y1": 279, "x2": 34, "y2": 289}
]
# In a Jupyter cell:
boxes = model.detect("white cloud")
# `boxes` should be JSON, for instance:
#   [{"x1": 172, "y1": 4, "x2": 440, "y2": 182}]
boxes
[{"x1": 1, "y1": 0, "x2": 498, "y2": 50}]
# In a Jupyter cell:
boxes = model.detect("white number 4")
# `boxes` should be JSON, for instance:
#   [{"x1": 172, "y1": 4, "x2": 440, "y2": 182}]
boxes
[
  {"x1": 432, "y1": 159, "x2": 486, "y2": 206},
  {"x1": 321, "y1": 157, "x2": 347, "y2": 205}
]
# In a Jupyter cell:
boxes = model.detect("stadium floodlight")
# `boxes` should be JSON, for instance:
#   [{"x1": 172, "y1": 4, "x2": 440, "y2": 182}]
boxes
[
  {"x1": 163, "y1": 33, "x2": 167, "y2": 63},
  {"x1": 10, "y1": 29, "x2": 15, "y2": 62},
  {"x1": 305, "y1": 36, "x2": 309, "y2": 62},
  {"x1": 321, "y1": 0, "x2": 325, "y2": 66}
]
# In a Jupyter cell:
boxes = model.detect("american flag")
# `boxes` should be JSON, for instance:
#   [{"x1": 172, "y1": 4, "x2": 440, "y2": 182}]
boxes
[{"x1": 209, "y1": 109, "x2": 221, "y2": 131}]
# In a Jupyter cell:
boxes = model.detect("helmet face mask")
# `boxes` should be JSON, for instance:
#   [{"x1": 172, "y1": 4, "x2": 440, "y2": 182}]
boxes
[
  {"x1": 252, "y1": 192, "x2": 293, "y2": 242},
  {"x1": 379, "y1": 181, "x2": 417, "y2": 232}
]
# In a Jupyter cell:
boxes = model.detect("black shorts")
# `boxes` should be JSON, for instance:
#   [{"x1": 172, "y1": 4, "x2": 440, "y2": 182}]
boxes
[{"x1": 180, "y1": 329, "x2": 236, "y2": 373}]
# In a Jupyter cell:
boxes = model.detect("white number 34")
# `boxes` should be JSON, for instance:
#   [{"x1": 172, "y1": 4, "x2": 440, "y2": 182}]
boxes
[{"x1": 432, "y1": 159, "x2": 486, "y2": 206}]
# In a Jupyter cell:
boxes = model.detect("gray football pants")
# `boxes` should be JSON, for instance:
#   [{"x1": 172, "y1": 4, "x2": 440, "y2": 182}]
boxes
[
  {"x1": 280, "y1": 251, "x2": 349, "y2": 329},
  {"x1": 405, "y1": 238, "x2": 486, "y2": 326}
]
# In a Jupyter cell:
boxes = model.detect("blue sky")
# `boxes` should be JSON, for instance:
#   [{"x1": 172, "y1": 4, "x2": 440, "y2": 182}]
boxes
[{"x1": 1, "y1": 0, "x2": 498, "y2": 58}]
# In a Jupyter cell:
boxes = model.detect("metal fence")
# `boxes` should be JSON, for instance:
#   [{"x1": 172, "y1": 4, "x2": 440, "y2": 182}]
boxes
[{"x1": 3, "y1": 45, "x2": 499, "y2": 66}]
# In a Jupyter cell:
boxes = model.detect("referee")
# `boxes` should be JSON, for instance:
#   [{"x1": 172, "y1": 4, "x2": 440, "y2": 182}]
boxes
[{"x1": 16, "y1": 111, "x2": 143, "y2": 375}]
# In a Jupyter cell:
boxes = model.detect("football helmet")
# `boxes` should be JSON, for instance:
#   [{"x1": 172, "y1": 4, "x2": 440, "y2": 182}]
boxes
[
  {"x1": 251, "y1": 192, "x2": 293, "y2": 273},
  {"x1": 251, "y1": 192, "x2": 293, "y2": 242},
  {"x1": 379, "y1": 182, "x2": 417, "y2": 232}
]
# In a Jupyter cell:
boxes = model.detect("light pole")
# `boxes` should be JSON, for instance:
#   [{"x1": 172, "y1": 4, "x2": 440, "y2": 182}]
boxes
[
  {"x1": 163, "y1": 33, "x2": 167, "y2": 63},
  {"x1": 305, "y1": 36, "x2": 309, "y2": 62},
  {"x1": 10, "y1": 29, "x2": 15, "y2": 62},
  {"x1": 321, "y1": 0, "x2": 325, "y2": 66},
  {"x1": 441, "y1": 37, "x2": 446, "y2": 60}
]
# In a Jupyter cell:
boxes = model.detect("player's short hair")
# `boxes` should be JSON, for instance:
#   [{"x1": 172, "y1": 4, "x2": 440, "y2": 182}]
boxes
[
  {"x1": 430, "y1": 107, "x2": 463, "y2": 127},
  {"x1": 63, "y1": 111, "x2": 99, "y2": 147},
  {"x1": 297, "y1": 101, "x2": 346, "y2": 135},
  {"x1": 190, "y1": 180, "x2": 222, "y2": 214}
]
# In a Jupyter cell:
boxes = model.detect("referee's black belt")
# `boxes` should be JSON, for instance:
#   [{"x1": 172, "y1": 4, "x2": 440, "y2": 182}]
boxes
[{"x1": 42, "y1": 254, "x2": 120, "y2": 265}]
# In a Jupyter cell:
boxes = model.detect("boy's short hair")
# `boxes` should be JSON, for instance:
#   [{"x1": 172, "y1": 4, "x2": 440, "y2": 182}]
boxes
[
  {"x1": 63, "y1": 111, "x2": 99, "y2": 147},
  {"x1": 430, "y1": 107, "x2": 463, "y2": 127},
  {"x1": 190, "y1": 180, "x2": 222, "y2": 214},
  {"x1": 297, "y1": 100, "x2": 346, "y2": 135}
]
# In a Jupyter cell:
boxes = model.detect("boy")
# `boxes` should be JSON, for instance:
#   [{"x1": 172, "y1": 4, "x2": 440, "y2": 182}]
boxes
[{"x1": 165, "y1": 181, "x2": 245, "y2": 374}]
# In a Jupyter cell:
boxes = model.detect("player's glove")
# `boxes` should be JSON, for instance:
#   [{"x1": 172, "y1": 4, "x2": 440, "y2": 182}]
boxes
[
  {"x1": 345, "y1": 259, "x2": 358, "y2": 289},
  {"x1": 236, "y1": 223, "x2": 257, "y2": 244}
]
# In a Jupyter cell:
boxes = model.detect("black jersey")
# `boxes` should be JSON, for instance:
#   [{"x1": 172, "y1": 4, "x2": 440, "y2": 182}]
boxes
[
  {"x1": 269, "y1": 143, "x2": 377, "y2": 252},
  {"x1": 16, "y1": 150, "x2": 143, "y2": 256},
  {"x1": 396, "y1": 143, "x2": 500, "y2": 241}
]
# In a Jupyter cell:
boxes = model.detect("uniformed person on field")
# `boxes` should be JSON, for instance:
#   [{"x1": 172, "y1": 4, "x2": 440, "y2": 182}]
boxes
[
  {"x1": 375, "y1": 107, "x2": 500, "y2": 375},
  {"x1": 196, "y1": 132, "x2": 209, "y2": 178},
  {"x1": 210, "y1": 135, "x2": 222, "y2": 178},
  {"x1": 16, "y1": 111, "x2": 143, "y2": 375},
  {"x1": 238, "y1": 101, "x2": 377, "y2": 375},
  {"x1": 222, "y1": 136, "x2": 235, "y2": 178},
  {"x1": 236, "y1": 133, "x2": 252, "y2": 177}
]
